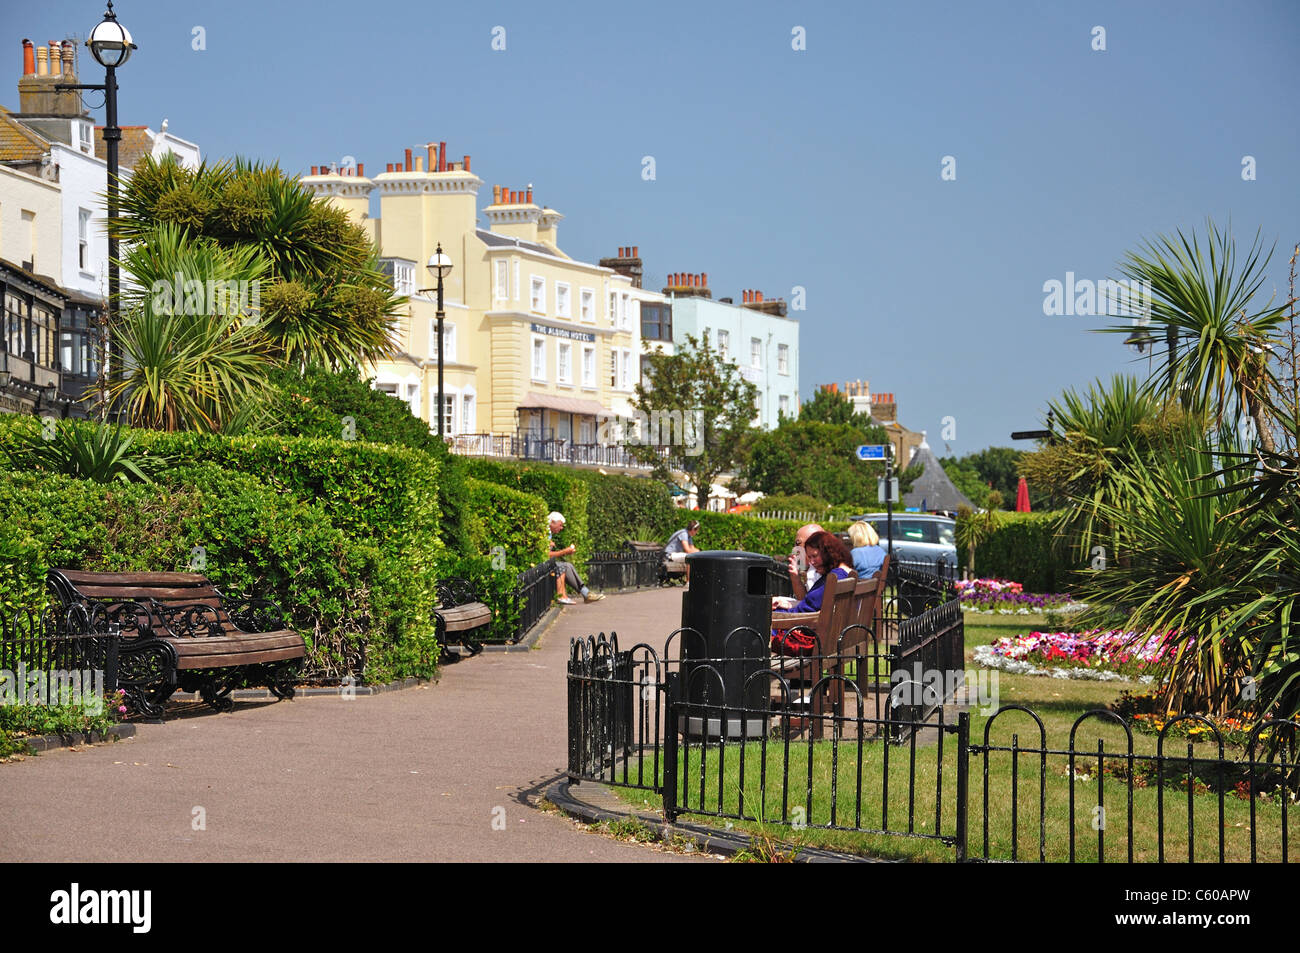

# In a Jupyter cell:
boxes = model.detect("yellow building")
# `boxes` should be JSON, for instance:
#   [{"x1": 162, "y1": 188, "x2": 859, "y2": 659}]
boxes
[{"x1": 301, "y1": 144, "x2": 643, "y2": 448}]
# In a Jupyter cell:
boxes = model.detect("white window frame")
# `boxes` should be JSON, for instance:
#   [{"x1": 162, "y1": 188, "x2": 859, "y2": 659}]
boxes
[
  {"x1": 531, "y1": 335, "x2": 547, "y2": 382},
  {"x1": 78, "y1": 208, "x2": 91, "y2": 271},
  {"x1": 461, "y1": 391, "x2": 475, "y2": 434},
  {"x1": 555, "y1": 281, "x2": 572, "y2": 319},
  {"x1": 581, "y1": 345, "x2": 596, "y2": 388},
  {"x1": 608, "y1": 291, "x2": 618, "y2": 326},
  {"x1": 777, "y1": 343, "x2": 789, "y2": 375},
  {"x1": 495, "y1": 259, "x2": 508, "y2": 301},
  {"x1": 429, "y1": 320, "x2": 456, "y2": 362},
  {"x1": 531, "y1": 276, "x2": 546, "y2": 313},
  {"x1": 514, "y1": 259, "x2": 521, "y2": 302},
  {"x1": 717, "y1": 329, "x2": 730, "y2": 360},
  {"x1": 751, "y1": 337, "x2": 763, "y2": 369},
  {"x1": 779, "y1": 394, "x2": 790, "y2": 416},
  {"x1": 557, "y1": 341, "x2": 573, "y2": 384},
  {"x1": 580, "y1": 287, "x2": 594, "y2": 323},
  {"x1": 439, "y1": 392, "x2": 455, "y2": 436},
  {"x1": 618, "y1": 348, "x2": 632, "y2": 391}
]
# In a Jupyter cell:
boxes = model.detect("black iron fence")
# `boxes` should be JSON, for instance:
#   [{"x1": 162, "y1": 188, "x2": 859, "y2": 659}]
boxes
[
  {"x1": 566, "y1": 596, "x2": 1300, "y2": 862},
  {"x1": 515, "y1": 559, "x2": 558, "y2": 641},
  {"x1": 1, "y1": 608, "x2": 120, "y2": 702},
  {"x1": 586, "y1": 549, "x2": 669, "y2": 592}
]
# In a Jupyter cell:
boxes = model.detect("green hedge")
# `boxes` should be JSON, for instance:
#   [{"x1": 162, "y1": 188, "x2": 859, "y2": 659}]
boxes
[
  {"x1": 959, "y1": 510, "x2": 1073, "y2": 593},
  {"x1": 464, "y1": 477, "x2": 550, "y2": 570},
  {"x1": 463, "y1": 459, "x2": 590, "y2": 566},
  {"x1": 691, "y1": 511, "x2": 851, "y2": 561},
  {"x1": 568, "y1": 471, "x2": 677, "y2": 550},
  {"x1": 0, "y1": 468, "x2": 436, "y2": 683}
]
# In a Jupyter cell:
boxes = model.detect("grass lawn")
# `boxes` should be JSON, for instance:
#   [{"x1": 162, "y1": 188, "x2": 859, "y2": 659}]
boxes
[{"x1": 604, "y1": 613, "x2": 1296, "y2": 862}]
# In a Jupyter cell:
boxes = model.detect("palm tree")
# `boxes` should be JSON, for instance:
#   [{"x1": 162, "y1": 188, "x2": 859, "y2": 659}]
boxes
[
  {"x1": 110, "y1": 224, "x2": 271, "y2": 431},
  {"x1": 1108, "y1": 220, "x2": 1288, "y2": 451}
]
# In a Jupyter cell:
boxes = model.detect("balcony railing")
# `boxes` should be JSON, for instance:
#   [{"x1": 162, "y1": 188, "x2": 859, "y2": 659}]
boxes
[{"x1": 447, "y1": 433, "x2": 671, "y2": 471}]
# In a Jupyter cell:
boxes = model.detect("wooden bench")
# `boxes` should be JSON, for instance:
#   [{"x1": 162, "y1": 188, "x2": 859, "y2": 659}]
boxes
[
  {"x1": 769, "y1": 570, "x2": 860, "y2": 736},
  {"x1": 433, "y1": 577, "x2": 492, "y2": 657},
  {"x1": 625, "y1": 540, "x2": 685, "y2": 584},
  {"x1": 46, "y1": 569, "x2": 305, "y2": 718}
]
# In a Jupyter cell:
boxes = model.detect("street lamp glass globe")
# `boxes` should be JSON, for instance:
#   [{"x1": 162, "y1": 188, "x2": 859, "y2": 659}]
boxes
[
  {"x1": 87, "y1": 15, "x2": 136, "y2": 68},
  {"x1": 427, "y1": 250, "x2": 453, "y2": 280}
]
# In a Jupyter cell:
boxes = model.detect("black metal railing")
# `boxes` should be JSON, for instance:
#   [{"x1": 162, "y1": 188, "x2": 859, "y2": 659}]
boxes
[
  {"x1": 565, "y1": 585, "x2": 1299, "y2": 862},
  {"x1": 448, "y1": 433, "x2": 672, "y2": 471},
  {"x1": 586, "y1": 549, "x2": 669, "y2": 592},
  {"x1": 514, "y1": 559, "x2": 557, "y2": 641},
  {"x1": 0, "y1": 607, "x2": 120, "y2": 701}
]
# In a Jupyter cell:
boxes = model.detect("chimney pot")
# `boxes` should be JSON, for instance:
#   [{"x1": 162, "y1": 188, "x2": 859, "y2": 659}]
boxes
[
  {"x1": 35, "y1": 43, "x2": 48, "y2": 76},
  {"x1": 438, "y1": 141, "x2": 446, "y2": 172},
  {"x1": 617, "y1": 248, "x2": 624, "y2": 258},
  {"x1": 464, "y1": 154, "x2": 471, "y2": 172},
  {"x1": 493, "y1": 185, "x2": 501, "y2": 204},
  {"x1": 22, "y1": 39, "x2": 35, "y2": 78},
  {"x1": 357, "y1": 162, "x2": 364, "y2": 177},
  {"x1": 404, "y1": 148, "x2": 412, "y2": 172},
  {"x1": 414, "y1": 155, "x2": 424, "y2": 172},
  {"x1": 311, "y1": 166, "x2": 319, "y2": 175},
  {"x1": 428, "y1": 144, "x2": 436, "y2": 172},
  {"x1": 701, "y1": 272, "x2": 708, "y2": 286},
  {"x1": 49, "y1": 41, "x2": 62, "y2": 77},
  {"x1": 62, "y1": 40, "x2": 75, "y2": 77},
  {"x1": 632, "y1": 246, "x2": 638, "y2": 259},
  {"x1": 757, "y1": 291, "x2": 764, "y2": 303},
  {"x1": 526, "y1": 187, "x2": 533, "y2": 204}
]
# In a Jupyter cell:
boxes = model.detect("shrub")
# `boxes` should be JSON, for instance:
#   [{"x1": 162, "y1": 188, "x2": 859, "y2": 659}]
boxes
[
  {"x1": 463, "y1": 460, "x2": 589, "y2": 565},
  {"x1": 0, "y1": 468, "x2": 435, "y2": 683},
  {"x1": 464, "y1": 477, "x2": 549, "y2": 570},
  {"x1": 567, "y1": 470, "x2": 677, "y2": 550},
  {"x1": 691, "y1": 511, "x2": 851, "y2": 560},
  {"x1": 958, "y1": 510, "x2": 1070, "y2": 593}
]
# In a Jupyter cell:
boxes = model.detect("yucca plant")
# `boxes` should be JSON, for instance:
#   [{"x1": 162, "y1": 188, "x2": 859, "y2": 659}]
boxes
[
  {"x1": 3, "y1": 420, "x2": 166, "y2": 484},
  {"x1": 111, "y1": 223, "x2": 271, "y2": 432}
]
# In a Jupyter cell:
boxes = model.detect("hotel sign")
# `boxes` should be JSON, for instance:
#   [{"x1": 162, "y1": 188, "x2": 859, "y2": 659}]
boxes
[{"x1": 531, "y1": 323, "x2": 595, "y2": 343}]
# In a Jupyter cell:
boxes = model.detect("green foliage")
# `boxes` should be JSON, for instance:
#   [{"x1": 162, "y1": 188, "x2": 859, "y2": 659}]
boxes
[
  {"x1": 111, "y1": 222, "x2": 272, "y2": 431},
  {"x1": 566, "y1": 470, "x2": 677, "y2": 550},
  {"x1": 940, "y1": 457, "x2": 993, "y2": 509},
  {"x1": 0, "y1": 696, "x2": 120, "y2": 756},
  {"x1": 957, "y1": 510, "x2": 1069, "y2": 593},
  {"x1": 434, "y1": 552, "x2": 524, "y2": 644},
  {"x1": 796, "y1": 387, "x2": 878, "y2": 430},
  {"x1": 2, "y1": 419, "x2": 168, "y2": 484},
  {"x1": 0, "y1": 467, "x2": 433, "y2": 683},
  {"x1": 462, "y1": 459, "x2": 590, "y2": 566},
  {"x1": 112, "y1": 153, "x2": 402, "y2": 372},
  {"x1": 463, "y1": 477, "x2": 549, "y2": 570},
  {"x1": 738, "y1": 419, "x2": 894, "y2": 505},
  {"x1": 691, "y1": 511, "x2": 850, "y2": 560},
  {"x1": 631, "y1": 333, "x2": 760, "y2": 497},
  {"x1": 752, "y1": 493, "x2": 832, "y2": 515}
]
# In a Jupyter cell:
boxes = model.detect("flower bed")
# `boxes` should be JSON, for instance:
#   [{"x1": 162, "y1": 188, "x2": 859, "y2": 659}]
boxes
[
  {"x1": 956, "y1": 578, "x2": 1075, "y2": 612},
  {"x1": 973, "y1": 629, "x2": 1177, "y2": 681}
]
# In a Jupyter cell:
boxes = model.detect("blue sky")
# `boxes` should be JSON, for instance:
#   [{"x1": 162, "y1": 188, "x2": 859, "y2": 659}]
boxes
[{"x1": 8, "y1": 0, "x2": 1298, "y2": 454}]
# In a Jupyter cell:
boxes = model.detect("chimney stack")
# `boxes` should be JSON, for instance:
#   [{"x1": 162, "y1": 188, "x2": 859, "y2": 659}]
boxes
[{"x1": 22, "y1": 39, "x2": 35, "y2": 77}]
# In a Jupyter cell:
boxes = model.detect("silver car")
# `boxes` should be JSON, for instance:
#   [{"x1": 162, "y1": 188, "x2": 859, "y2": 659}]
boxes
[{"x1": 850, "y1": 513, "x2": 957, "y2": 571}]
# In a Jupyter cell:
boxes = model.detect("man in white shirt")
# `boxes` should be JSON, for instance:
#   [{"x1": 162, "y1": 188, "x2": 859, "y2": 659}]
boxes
[{"x1": 787, "y1": 523, "x2": 825, "y2": 599}]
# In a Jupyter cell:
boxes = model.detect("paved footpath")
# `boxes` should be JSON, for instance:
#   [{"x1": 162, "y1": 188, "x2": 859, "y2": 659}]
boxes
[{"x1": 0, "y1": 588, "x2": 705, "y2": 863}]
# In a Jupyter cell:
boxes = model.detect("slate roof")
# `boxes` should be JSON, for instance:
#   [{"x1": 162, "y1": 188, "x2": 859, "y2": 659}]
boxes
[
  {"x1": 902, "y1": 440, "x2": 975, "y2": 513},
  {"x1": 476, "y1": 228, "x2": 553, "y2": 257}
]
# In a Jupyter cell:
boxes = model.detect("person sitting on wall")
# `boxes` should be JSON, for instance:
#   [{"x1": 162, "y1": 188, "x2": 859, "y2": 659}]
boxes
[
  {"x1": 848, "y1": 520, "x2": 888, "y2": 579},
  {"x1": 548, "y1": 512, "x2": 605, "y2": 605}
]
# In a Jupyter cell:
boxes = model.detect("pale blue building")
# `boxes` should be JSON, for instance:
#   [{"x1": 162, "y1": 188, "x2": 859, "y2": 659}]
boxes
[{"x1": 665, "y1": 290, "x2": 799, "y2": 431}]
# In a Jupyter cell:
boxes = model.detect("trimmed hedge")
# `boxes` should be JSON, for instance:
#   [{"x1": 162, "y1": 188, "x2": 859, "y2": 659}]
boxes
[
  {"x1": 958, "y1": 510, "x2": 1072, "y2": 593},
  {"x1": 568, "y1": 470, "x2": 677, "y2": 550},
  {"x1": 0, "y1": 468, "x2": 436, "y2": 683},
  {"x1": 462, "y1": 459, "x2": 590, "y2": 566},
  {"x1": 464, "y1": 477, "x2": 550, "y2": 570},
  {"x1": 692, "y1": 511, "x2": 851, "y2": 560}
]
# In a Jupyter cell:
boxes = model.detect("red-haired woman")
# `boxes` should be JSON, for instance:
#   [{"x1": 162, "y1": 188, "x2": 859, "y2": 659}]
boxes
[{"x1": 773, "y1": 531, "x2": 855, "y2": 616}]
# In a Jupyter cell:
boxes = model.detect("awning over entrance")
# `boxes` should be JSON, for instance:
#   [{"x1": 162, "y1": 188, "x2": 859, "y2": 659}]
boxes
[{"x1": 519, "y1": 392, "x2": 606, "y2": 416}]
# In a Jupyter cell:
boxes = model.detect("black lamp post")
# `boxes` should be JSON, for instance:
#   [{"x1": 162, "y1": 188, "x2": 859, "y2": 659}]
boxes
[
  {"x1": 421, "y1": 244, "x2": 453, "y2": 438},
  {"x1": 57, "y1": 2, "x2": 135, "y2": 419}
]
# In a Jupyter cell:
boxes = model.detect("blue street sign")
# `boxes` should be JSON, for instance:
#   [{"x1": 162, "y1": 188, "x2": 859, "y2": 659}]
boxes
[{"x1": 856, "y1": 444, "x2": 888, "y2": 461}]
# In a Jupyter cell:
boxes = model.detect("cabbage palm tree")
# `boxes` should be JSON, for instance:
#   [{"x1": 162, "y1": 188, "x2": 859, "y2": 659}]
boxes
[
  {"x1": 110, "y1": 224, "x2": 271, "y2": 431},
  {"x1": 1109, "y1": 221, "x2": 1288, "y2": 452}
]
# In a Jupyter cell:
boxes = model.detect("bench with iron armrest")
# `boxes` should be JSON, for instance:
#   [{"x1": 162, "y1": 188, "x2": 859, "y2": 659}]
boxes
[
  {"x1": 46, "y1": 569, "x2": 305, "y2": 719},
  {"x1": 624, "y1": 540, "x2": 686, "y2": 584},
  {"x1": 769, "y1": 570, "x2": 859, "y2": 737},
  {"x1": 433, "y1": 577, "x2": 492, "y2": 657}
]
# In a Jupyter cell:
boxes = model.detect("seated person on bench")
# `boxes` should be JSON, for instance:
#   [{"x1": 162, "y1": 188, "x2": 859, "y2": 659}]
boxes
[
  {"x1": 848, "y1": 519, "x2": 888, "y2": 578},
  {"x1": 773, "y1": 531, "x2": 854, "y2": 615},
  {"x1": 664, "y1": 519, "x2": 700, "y2": 579},
  {"x1": 548, "y1": 511, "x2": 605, "y2": 605}
]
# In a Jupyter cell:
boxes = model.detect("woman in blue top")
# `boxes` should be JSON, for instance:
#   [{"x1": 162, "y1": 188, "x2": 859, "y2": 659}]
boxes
[
  {"x1": 848, "y1": 520, "x2": 888, "y2": 578},
  {"x1": 773, "y1": 531, "x2": 855, "y2": 616}
]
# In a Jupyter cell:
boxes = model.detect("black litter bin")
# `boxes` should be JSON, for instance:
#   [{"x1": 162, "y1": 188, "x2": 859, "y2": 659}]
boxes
[{"x1": 679, "y1": 550, "x2": 772, "y2": 738}]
